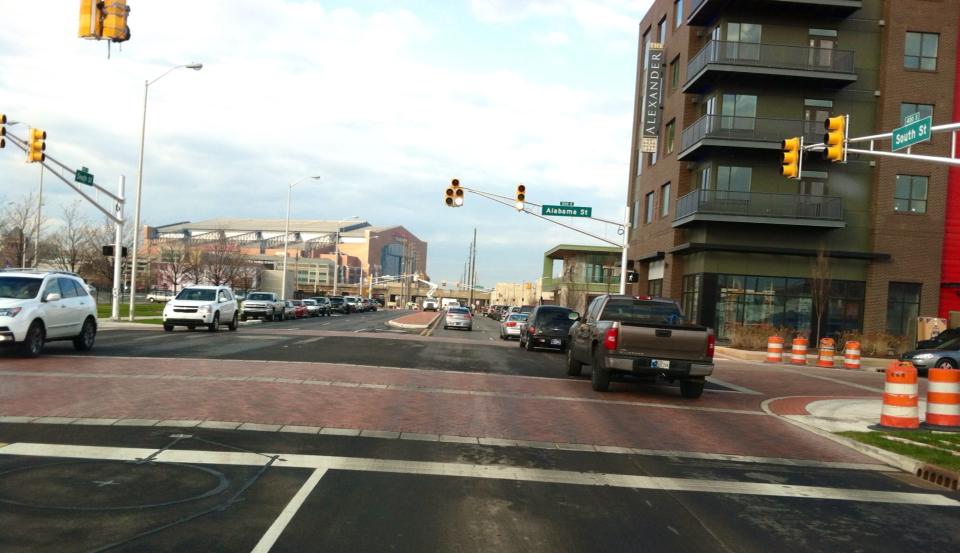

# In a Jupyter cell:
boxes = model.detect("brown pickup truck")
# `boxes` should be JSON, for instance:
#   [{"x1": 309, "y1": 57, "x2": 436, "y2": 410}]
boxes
[{"x1": 566, "y1": 295, "x2": 715, "y2": 398}]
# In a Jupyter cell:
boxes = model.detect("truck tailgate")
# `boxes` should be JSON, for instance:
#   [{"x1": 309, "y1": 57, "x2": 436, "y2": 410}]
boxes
[{"x1": 617, "y1": 324, "x2": 710, "y2": 362}]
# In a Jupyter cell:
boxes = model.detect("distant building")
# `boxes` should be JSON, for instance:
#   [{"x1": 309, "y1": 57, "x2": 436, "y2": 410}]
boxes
[{"x1": 540, "y1": 245, "x2": 623, "y2": 314}]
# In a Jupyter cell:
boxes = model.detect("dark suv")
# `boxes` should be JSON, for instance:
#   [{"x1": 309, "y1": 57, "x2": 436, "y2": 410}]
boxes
[
  {"x1": 328, "y1": 296, "x2": 348, "y2": 314},
  {"x1": 519, "y1": 305, "x2": 577, "y2": 352}
]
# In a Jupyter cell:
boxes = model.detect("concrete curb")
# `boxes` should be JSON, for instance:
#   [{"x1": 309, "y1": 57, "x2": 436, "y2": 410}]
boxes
[
  {"x1": 386, "y1": 312, "x2": 440, "y2": 330},
  {"x1": 717, "y1": 346, "x2": 891, "y2": 371}
]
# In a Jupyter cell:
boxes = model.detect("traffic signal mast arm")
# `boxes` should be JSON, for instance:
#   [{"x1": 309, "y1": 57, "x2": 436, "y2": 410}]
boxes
[
  {"x1": 3, "y1": 130, "x2": 123, "y2": 224},
  {"x1": 804, "y1": 119, "x2": 960, "y2": 167},
  {"x1": 460, "y1": 185, "x2": 625, "y2": 227}
]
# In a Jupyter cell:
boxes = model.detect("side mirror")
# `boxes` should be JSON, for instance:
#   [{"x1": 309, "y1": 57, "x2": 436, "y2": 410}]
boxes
[
  {"x1": 44, "y1": 292, "x2": 62, "y2": 302},
  {"x1": 569, "y1": 312, "x2": 580, "y2": 321}
]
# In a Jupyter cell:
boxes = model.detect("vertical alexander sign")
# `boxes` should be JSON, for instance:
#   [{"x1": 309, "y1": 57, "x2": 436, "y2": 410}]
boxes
[{"x1": 640, "y1": 43, "x2": 664, "y2": 153}]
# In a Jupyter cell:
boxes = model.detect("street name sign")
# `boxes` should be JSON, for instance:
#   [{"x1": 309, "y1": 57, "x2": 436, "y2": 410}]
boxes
[
  {"x1": 542, "y1": 205, "x2": 592, "y2": 218},
  {"x1": 892, "y1": 115, "x2": 932, "y2": 152},
  {"x1": 75, "y1": 167, "x2": 94, "y2": 186},
  {"x1": 559, "y1": 201, "x2": 574, "y2": 206}
]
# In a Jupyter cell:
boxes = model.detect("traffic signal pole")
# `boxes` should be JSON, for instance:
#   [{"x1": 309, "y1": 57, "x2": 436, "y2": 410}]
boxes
[
  {"x1": 112, "y1": 176, "x2": 125, "y2": 321},
  {"x1": 804, "y1": 119, "x2": 960, "y2": 167}
]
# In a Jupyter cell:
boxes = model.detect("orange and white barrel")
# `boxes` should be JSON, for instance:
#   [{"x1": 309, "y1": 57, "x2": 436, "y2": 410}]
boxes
[
  {"x1": 879, "y1": 361, "x2": 919, "y2": 429},
  {"x1": 816, "y1": 338, "x2": 835, "y2": 368},
  {"x1": 791, "y1": 337, "x2": 808, "y2": 365},
  {"x1": 766, "y1": 336, "x2": 784, "y2": 363},
  {"x1": 843, "y1": 341, "x2": 861, "y2": 370},
  {"x1": 925, "y1": 368, "x2": 960, "y2": 429}
]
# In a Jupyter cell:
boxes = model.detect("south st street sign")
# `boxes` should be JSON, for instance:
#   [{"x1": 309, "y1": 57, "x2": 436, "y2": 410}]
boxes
[{"x1": 641, "y1": 43, "x2": 664, "y2": 153}]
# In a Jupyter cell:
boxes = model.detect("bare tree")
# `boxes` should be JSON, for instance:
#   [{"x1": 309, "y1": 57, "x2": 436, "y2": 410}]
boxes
[
  {"x1": 203, "y1": 236, "x2": 249, "y2": 286},
  {"x1": 1, "y1": 192, "x2": 39, "y2": 268},
  {"x1": 51, "y1": 202, "x2": 92, "y2": 273},
  {"x1": 184, "y1": 243, "x2": 206, "y2": 285},
  {"x1": 81, "y1": 218, "x2": 132, "y2": 288},
  {"x1": 158, "y1": 242, "x2": 189, "y2": 293},
  {"x1": 810, "y1": 245, "x2": 832, "y2": 342}
]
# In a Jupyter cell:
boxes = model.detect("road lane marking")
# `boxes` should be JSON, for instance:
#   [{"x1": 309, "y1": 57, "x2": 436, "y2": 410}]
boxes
[
  {"x1": 0, "y1": 443, "x2": 954, "y2": 507},
  {"x1": 706, "y1": 377, "x2": 762, "y2": 396},
  {"x1": 787, "y1": 370, "x2": 885, "y2": 394},
  {"x1": 299, "y1": 337, "x2": 324, "y2": 345},
  {"x1": 0, "y1": 370, "x2": 763, "y2": 416},
  {"x1": 251, "y1": 468, "x2": 328, "y2": 553}
]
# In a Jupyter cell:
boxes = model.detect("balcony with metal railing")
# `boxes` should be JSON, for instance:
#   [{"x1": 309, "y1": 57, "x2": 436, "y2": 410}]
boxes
[
  {"x1": 687, "y1": 0, "x2": 862, "y2": 26},
  {"x1": 678, "y1": 114, "x2": 822, "y2": 160},
  {"x1": 683, "y1": 40, "x2": 856, "y2": 93},
  {"x1": 674, "y1": 188, "x2": 845, "y2": 228}
]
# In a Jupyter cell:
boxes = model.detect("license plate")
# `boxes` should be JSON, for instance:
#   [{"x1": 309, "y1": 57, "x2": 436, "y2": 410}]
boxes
[
  {"x1": 550, "y1": 339, "x2": 561, "y2": 346},
  {"x1": 651, "y1": 359, "x2": 671, "y2": 369}
]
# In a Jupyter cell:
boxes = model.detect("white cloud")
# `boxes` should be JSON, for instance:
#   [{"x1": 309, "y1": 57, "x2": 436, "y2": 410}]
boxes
[{"x1": 537, "y1": 30, "x2": 571, "y2": 46}]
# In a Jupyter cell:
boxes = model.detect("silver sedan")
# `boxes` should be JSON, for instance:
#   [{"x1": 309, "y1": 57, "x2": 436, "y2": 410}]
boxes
[
  {"x1": 499, "y1": 313, "x2": 528, "y2": 340},
  {"x1": 444, "y1": 307, "x2": 473, "y2": 331}
]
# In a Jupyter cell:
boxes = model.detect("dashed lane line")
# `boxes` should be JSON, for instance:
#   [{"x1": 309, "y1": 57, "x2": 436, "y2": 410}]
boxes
[
  {"x1": 251, "y1": 468, "x2": 328, "y2": 553},
  {"x1": 0, "y1": 442, "x2": 954, "y2": 507}
]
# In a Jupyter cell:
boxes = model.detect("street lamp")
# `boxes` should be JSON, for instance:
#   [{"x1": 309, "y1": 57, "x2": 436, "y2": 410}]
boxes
[
  {"x1": 128, "y1": 62, "x2": 203, "y2": 321},
  {"x1": 281, "y1": 175, "x2": 322, "y2": 299},
  {"x1": 332, "y1": 216, "x2": 359, "y2": 295}
]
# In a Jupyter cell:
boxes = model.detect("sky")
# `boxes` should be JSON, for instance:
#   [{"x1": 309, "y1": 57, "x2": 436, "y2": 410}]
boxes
[{"x1": 0, "y1": 0, "x2": 653, "y2": 286}]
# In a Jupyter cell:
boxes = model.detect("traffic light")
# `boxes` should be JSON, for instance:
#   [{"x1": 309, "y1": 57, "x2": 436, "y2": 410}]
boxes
[
  {"x1": 78, "y1": 0, "x2": 103, "y2": 39},
  {"x1": 0, "y1": 113, "x2": 6, "y2": 149},
  {"x1": 27, "y1": 128, "x2": 46, "y2": 163},
  {"x1": 515, "y1": 184, "x2": 526, "y2": 210},
  {"x1": 780, "y1": 137, "x2": 801, "y2": 179},
  {"x1": 102, "y1": 0, "x2": 131, "y2": 42},
  {"x1": 445, "y1": 178, "x2": 464, "y2": 207},
  {"x1": 823, "y1": 115, "x2": 847, "y2": 163}
]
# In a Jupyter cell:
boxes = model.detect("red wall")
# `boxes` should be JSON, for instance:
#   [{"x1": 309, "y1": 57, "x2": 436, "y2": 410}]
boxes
[{"x1": 940, "y1": 13, "x2": 960, "y2": 319}]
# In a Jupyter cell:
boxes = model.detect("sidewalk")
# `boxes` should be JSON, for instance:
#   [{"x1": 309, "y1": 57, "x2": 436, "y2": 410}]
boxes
[
  {"x1": 717, "y1": 346, "x2": 891, "y2": 371},
  {"x1": 387, "y1": 311, "x2": 440, "y2": 330}
]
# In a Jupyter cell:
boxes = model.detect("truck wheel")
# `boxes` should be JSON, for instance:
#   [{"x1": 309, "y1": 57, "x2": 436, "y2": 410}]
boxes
[
  {"x1": 680, "y1": 378, "x2": 705, "y2": 399},
  {"x1": 163, "y1": 323, "x2": 174, "y2": 332},
  {"x1": 20, "y1": 321, "x2": 45, "y2": 357},
  {"x1": 591, "y1": 350, "x2": 610, "y2": 392},
  {"x1": 73, "y1": 317, "x2": 97, "y2": 351},
  {"x1": 566, "y1": 347, "x2": 583, "y2": 376}
]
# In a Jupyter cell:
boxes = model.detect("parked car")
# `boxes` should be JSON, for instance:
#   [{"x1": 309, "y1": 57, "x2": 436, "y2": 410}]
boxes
[
  {"x1": 329, "y1": 296, "x2": 348, "y2": 314},
  {"x1": 423, "y1": 299, "x2": 439, "y2": 311},
  {"x1": 441, "y1": 298, "x2": 461, "y2": 309},
  {"x1": 302, "y1": 299, "x2": 321, "y2": 317},
  {"x1": 147, "y1": 289, "x2": 175, "y2": 303},
  {"x1": 519, "y1": 305, "x2": 577, "y2": 352},
  {"x1": 163, "y1": 285, "x2": 239, "y2": 332},
  {"x1": 519, "y1": 305, "x2": 535, "y2": 315},
  {"x1": 344, "y1": 296, "x2": 361, "y2": 313},
  {"x1": 241, "y1": 291, "x2": 285, "y2": 321},
  {"x1": 901, "y1": 337, "x2": 960, "y2": 374},
  {"x1": 566, "y1": 295, "x2": 714, "y2": 398},
  {"x1": 310, "y1": 297, "x2": 332, "y2": 316},
  {"x1": 0, "y1": 269, "x2": 98, "y2": 356},
  {"x1": 367, "y1": 298, "x2": 380, "y2": 312},
  {"x1": 917, "y1": 327, "x2": 960, "y2": 350},
  {"x1": 444, "y1": 306, "x2": 473, "y2": 331},
  {"x1": 499, "y1": 312, "x2": 529, "y2": 340},
  {"x1": 282, "y1": 300, "x2": 297, "y2": 320},
  {"x1": 290, "y1": 299, "x2": 308, "y2": 319}
]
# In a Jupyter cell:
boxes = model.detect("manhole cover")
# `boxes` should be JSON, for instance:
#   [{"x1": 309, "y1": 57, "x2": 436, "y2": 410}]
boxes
[{"x1": 0, "y1": 460, "x2": 229, "y2": 511}]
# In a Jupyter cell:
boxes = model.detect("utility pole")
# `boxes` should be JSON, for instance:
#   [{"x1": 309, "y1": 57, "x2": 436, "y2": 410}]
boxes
[
  {"x1": 111, "y1": 176, "x2": 125, "y2": 321},
  {"x1": 34, "y1": 167, "x2": 43, "y2": 268},
  {"x1": 468, "y1": 228, "x2": 477, "y2": 307}
]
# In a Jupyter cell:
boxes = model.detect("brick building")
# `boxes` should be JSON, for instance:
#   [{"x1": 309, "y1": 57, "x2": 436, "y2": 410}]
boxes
[{"x1": 626, "y1": 0, "x2": 960, "y2": 341}]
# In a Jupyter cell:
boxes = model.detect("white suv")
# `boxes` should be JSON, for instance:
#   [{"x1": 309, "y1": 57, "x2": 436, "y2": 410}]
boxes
[
  {"x1": 162, "y1": 285, "x2": 239, "y2": 332},
  {"x1": 0, "y1": 269, "x2": 98, "y2": 356}
]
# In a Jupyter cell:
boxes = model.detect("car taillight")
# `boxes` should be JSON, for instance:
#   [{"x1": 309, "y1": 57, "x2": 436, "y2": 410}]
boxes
[
  {"x1": 603, "y1": 327, "x2": 618, "y2": 350},
  {"x1": 528, "y1": 326, "x2": 536, "y2": 335},
  {"x1": 506, "y1": 322, "x2": 516, "y2": 327},
  {"x1": 707, "y1": 334, "x2": 715, "y2": 359}
]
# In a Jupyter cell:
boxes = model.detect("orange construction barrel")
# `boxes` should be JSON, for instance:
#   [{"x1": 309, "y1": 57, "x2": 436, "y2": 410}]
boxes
[
  {"x1": 791, "y1": 337, "x2": 808, "y2": 365},
  {"x1": 843, "y1": 341, "x2": 861, "y2": 370},
  {"x1": 816, "y1": 338, "x2": 835, "y2": 368},
  {"x1": 924, "y1": 368, "x2": 960, "y2": 429},
  {"x1": 766, "y1": 336, "x2": 784, "y2": 363},
  {"x1": 879, "y1": 361, "x2": 919, "y2": 429}
]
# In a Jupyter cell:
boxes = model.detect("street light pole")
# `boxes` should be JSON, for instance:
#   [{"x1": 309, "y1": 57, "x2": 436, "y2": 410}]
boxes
[
  {"x1": 128, "y1": 62, "x2": 203, "y2": 321},
  {"x1": 33, "y1": 167, "x2": 43, "y2": 268},
  {"x1": 281, "y1": 175, "x2": 322, "y2": 299}
]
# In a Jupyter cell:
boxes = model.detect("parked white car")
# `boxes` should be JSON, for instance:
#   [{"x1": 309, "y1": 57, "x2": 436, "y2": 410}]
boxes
[
  {"x1": 147, "y1": 289, "x2": 175, "y2": 303},
  {"x1": 162, "y1": 285, "x2": 239, "y2": 332},
  {"x1": 0, "y1": 269, "x2": 98, "y2": 356}
]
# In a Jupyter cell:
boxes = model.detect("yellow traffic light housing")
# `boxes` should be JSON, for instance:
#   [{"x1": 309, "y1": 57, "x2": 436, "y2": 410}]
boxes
[
  {"x1": 0, "y1": 113, "x2": 6, "y2": 149},
  {"x1": 78, "y1": 0, "x2": 104, "y2": 39},
  {"x1": 823, "y1": 115, "x2": 847, "y2": 163},
  {"x1": 515, "y1": 184, "x2": 526, "y2": 210},
  {"x1": 445, "y1": 178, "x2": 464, "y2": 207},
  {"x1": 780, "y1": 137, "x2": 801, "y2": 179},
  {"x1": 28, "y1": 128, "x2": 46, "y2": 163},
  {"x1": 102, "y1": 0, "x2": 131, "y2": 43}
]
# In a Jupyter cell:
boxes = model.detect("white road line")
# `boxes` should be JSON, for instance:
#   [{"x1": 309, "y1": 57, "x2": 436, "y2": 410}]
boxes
[
  {"x1": 299, "y1": 337, "x2": 324, "y2": 345},
  {"x1": 251, "y1": 468, "x2": 328, "y2": 553},
  {"x1": 787, "y1": 370, "x2": 885, "y2": 393},
  {"x1": 706, "y1": 377, "x2": 762, "y2": 396},
  {"x1": 0, "y1": 442, "x2": 955, "y2": 507}
]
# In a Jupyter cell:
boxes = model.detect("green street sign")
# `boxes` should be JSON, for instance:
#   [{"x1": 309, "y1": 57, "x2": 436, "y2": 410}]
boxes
[
  {"x1": 542, "y1": 204, "x2": 592, "y2": 218},
  {"x1": 75, "y1": 167, "x2": 94, "y2": 186},
  {"x1": 559, "y1": 201, "x2": 574, "y2": 206},
  {"x1": 892, "y1": 115, "x2": 932, "y2": 152}
]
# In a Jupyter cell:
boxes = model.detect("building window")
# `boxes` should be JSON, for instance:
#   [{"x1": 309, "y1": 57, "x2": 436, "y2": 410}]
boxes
[
  {"x1": 715, "y1": 166, "x2": 752, "y2": 198},
  {"x1": 721, "y1": 94, "x2": 757, "y2": 130},
  {"x1": 648, "y1": 278, "x2": 663, "y2": 296},
  {"x1": 661, "y1": 183, "x2": 671, "y2": 217},
  {"x1": 698, "y1": 166, "x2": 711, "y2": 190},
  {"x1": 804, "y1": 98, "x2": 833, "y2": 137},
  {"x1": 887, "y1": 282, "x2": 921, "y2": 337},
  {"x1": 674, "y1": 0, "x2": 683, "y2": 28},
  {"x1": 905, "y1": 32, "x2": 939, "y2": 70},
  {"x1": 894, "y1": 175, "x2": 928, "y2": 213},
  {"x1": 645, "y1": 192, "x2": 655, "y2": 224},
  {"x1": 658, "y1": 16, "x2": 667, "y2": 44},
  {"x1": 900, "y1": 103, "x2": 933, "y2": 125},
  {"x1": 725, "y1": 22, "x2": 761, "y2": 61},
  {"x1": 808, "y1": 28, "x2": 837, "y2": 67},
  {"x1": 669, "y1": 56, "x2": 680, "y2": 92},
  {"x1": 665, "y1": 120, "x2": 675, "y2": 154}
]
